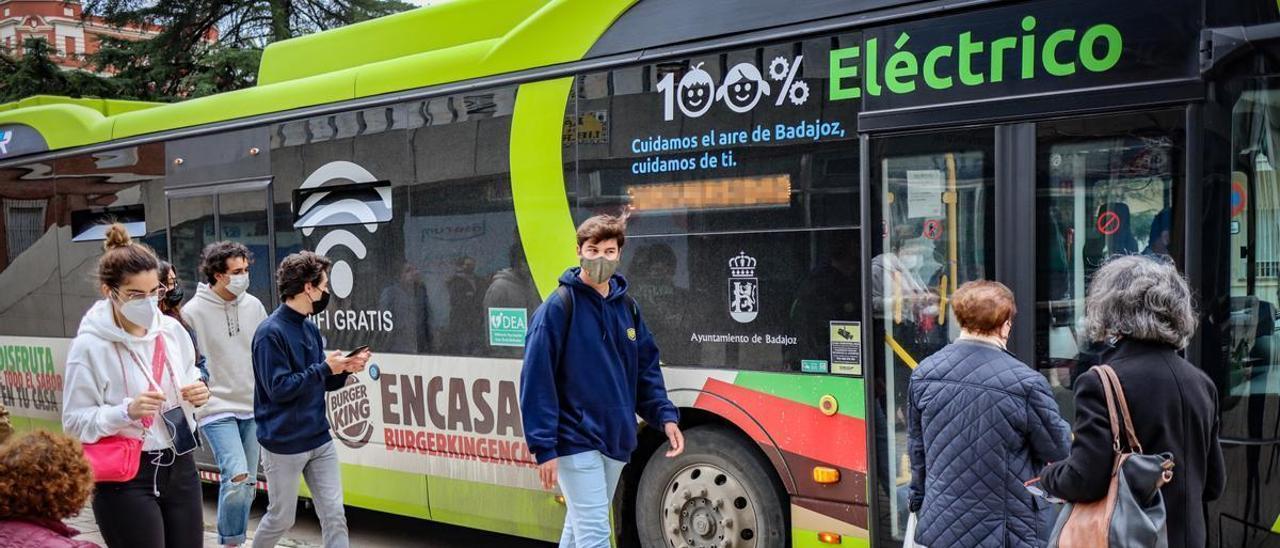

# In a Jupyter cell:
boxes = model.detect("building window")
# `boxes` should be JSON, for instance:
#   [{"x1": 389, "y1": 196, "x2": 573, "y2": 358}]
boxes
[
  {"x1": 5, "y1": 199, "x2": 47, "y2": 264},
  {"x1": 63, "y1": 7, "x2": 73, "y2": 16},
  {"x1": 64, "y1": 36, "x2": 74, "y2": 56}
]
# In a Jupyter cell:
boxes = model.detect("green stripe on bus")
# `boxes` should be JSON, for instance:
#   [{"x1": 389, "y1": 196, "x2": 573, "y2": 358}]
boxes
[
  {"x1": 427, "y1": 476, "x2": 566, "y2": 542},
  {"x1": 509, "y1": 0, "x2": 636, "y2": 299},
  {"x1": 792, "y1": 528, "x2": 872, "y2": 548},
  {"x1": 733, "y1": 372, "x2": 866, "y2": 420},
  {"x1": 0, "y1": 0, "x2": 638, "y2": 154},
  {"x1": 333, "y1": 464, "x2": 432, "y2": 520},
  {"x1": 293, "y1": 465, "x2": 563, "y2": 541},
  {"x1": 479, "y1": 0, "x2": 637, "y2": 77},
  {"x1": 1273, "y1": 512, "x2": 1280, "y2": 534},
  {"x1": 0, "y1": 95, "x2": 160, "y2": 116},
  {"x1": 257, "y1": 0, "x2": 548, "y2": 86},
  {"x1": 0, "y1": 105, "x2": 114, "y2": 151},
  {"x1": 5, "y1": 416, "x2": 559, "y2": 538},
  {"x1": 511, "y1": 77, "x2": 580, "y2": 299},
  {"x1": 298, "y1": 469, "x2": 567, "y2": 543},
  {"x1": 8, "y1": 416, "x2": 62, "y2": 434}
]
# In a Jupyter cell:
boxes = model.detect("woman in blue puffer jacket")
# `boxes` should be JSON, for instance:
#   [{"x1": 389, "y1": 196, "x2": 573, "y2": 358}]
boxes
[{"x1": 907, "y1": 280, "x2": 1072, "y2": 547}]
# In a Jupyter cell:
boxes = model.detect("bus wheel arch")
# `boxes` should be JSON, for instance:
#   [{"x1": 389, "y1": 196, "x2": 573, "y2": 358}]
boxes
[{"x1": 616, "y1": 409, "x2": 790, "y2": 548}]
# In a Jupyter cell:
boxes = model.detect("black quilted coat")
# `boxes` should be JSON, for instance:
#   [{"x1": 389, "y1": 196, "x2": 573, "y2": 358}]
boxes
[{"x1": 907, "y1": 338, "x2": 1073, "y2": 547}]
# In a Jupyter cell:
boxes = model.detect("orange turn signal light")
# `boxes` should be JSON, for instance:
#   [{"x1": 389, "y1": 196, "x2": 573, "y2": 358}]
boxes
[
  {"x1": 818, "y1": 531, "x2": 843, "y2": 544},
  {"x1": 554, "y1": 495, "x2": 566, "y2": 505},
  {"x1": 813, "y1": 466, "x2": 841, "y2": 484}
]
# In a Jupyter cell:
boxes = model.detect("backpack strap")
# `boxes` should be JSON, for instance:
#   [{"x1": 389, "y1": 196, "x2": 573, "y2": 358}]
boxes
[
  {"x1": 624, "y1": 294, "x2": 639, "y2": 329},
  {"x1": 553, "y1": 285, "x2": 574, "y2": 368}
]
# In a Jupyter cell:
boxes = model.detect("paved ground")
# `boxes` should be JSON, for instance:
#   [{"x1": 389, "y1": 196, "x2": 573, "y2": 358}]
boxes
[{"x1": 69, "y1": 483, "x2": 554, "y2": 547}]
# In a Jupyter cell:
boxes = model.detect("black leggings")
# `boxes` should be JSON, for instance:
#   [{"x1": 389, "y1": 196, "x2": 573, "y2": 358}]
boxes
[{"x1": 92, "y1": 449, "x2": 204, "y2": 548}]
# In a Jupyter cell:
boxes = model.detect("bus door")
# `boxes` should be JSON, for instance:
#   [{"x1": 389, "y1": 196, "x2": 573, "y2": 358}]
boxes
[
  {"x1": 165, "y1": 178, "x2": 277, "y2": 475},
  {"x1": 1208, "y1": 76, "x2": 1280, "y2": 547},
  {"x1": 866, "y1": 111, "x2": 1187, "y2": 546},
  {"x1": 1030, "y1": 110, "x2": 1185, "y2": 417},
  {"x1": 165, "y1": 178, "x2": 277, "y2": 308},
  {"x1": 866, "y1": 128, "x2": 996, "y2": 545}
]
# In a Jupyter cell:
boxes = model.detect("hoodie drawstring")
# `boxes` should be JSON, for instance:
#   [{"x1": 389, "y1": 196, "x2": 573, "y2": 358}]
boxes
[{"x1": 224, "y1": 300, "x2": 240, "y2": 337}]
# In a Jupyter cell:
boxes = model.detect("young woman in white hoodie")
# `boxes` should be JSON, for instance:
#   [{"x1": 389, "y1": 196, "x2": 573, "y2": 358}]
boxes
[{"x1": 61, "y1": 224, "x2": 210, "y2": 548}]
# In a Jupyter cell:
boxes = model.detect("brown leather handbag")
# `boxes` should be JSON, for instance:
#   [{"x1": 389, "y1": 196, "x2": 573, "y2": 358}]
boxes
[{"x1": 1047, "y1": 365, "x2": 1176, "y2": 548}]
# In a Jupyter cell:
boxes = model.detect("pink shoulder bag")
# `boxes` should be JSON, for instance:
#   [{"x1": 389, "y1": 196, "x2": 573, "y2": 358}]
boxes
[{"x1": 82, "y1": 337, "x2": 167, "y2": 483}]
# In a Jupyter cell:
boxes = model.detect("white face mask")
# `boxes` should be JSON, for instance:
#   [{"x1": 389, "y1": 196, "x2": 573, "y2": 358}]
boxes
[
  {"x1": 227, "y1": 273, "x2": 250, "y2": 296},
  {"x1": 118, "y1": 296, "x2": 158, "y2": 329}
]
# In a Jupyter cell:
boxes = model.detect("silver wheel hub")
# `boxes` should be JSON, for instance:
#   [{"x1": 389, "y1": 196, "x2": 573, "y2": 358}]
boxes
[{"x1": 660, "y1": 464, "x2": 757, "y2": 548}]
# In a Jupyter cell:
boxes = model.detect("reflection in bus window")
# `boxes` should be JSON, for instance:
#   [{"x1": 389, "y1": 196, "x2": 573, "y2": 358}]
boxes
[
  {"x1": 269, "y1": 91, "x2": 538, "y2": 359},
  {"x1": 1196, "y1": 78, "x2": 1280, "y2": 548},
  {"x1": 47, "y1": 144, "x2": 166, "y2": 338},
  {"x1": 869, "y1": 131, "x2": 994, "y2": 543},
  {"x1": 0, "y1": 162, "x2": 63, "y2": 337},
  {"x1": 1225, "y1": 81, "x2": 1280, "y2": 414},
  {"x1": 618, "y1": 230, "x2": 860, "y2": 372},
  {"x1": 1033, "y1": 112, "x2": 1183, "y2": 417},
  {"x1": 570, "y1": 35, "x2": 862, "y2": 373}
]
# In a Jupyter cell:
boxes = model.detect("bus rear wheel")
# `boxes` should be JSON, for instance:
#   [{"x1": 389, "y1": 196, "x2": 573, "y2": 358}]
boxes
[{"x1": 635, "y1": 425, "x2": 786, "y2": 548}]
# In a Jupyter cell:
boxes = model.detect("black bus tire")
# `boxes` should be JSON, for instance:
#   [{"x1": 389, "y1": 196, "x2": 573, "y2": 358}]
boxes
[{"x1": 634, "y1": 425, "x2": 787, "y2": 548}]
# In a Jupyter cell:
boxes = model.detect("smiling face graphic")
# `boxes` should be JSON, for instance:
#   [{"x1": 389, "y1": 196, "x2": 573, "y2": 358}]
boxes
[
  {"x1": 716, "y1": 63, "x2": 771, "y2": 113},
  {"x1": 677, "y1": 64, "x2": 715, "y2": 117}
]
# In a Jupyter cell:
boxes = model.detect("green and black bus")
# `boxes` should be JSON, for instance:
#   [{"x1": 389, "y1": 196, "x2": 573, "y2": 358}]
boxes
[{"x1": 0, "y1": 0, "x2": 1277, "y2": 546}]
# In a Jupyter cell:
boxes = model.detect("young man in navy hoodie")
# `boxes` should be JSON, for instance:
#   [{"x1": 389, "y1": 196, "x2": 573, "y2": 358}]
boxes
[
  {"x1": 251, "y1": 252, "x2": 369, "y2": 548},
  {"x1": 520, "y1": 214, "x2": 685, "y2": 548}
]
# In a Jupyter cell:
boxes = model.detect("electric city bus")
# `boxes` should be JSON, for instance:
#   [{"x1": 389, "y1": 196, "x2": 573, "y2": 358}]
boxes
[{"x1": 0, "y1": 0, "x2": 1277, "y2": 546}]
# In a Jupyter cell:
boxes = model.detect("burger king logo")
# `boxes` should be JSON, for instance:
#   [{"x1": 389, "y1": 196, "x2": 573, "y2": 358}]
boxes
[{"x1": 328, "y1": 375, "x2": 374, "y2": 449}]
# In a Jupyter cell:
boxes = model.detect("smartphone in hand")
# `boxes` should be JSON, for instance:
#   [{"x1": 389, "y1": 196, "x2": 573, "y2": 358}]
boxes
[
  {"x1": 346, "y1": 345, "x2": 370, "y2": 358},
  {"x1": 1024, "y1": 477, "x2": 1064, "y2": 504}
]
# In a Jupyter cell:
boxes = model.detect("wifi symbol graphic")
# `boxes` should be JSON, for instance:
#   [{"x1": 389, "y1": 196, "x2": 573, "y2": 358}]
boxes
[{"x1": 296, "y1": 161, "x2": 391, "y2": 299}]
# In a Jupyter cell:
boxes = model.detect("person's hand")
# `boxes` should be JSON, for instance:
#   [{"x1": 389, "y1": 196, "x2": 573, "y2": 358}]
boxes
[
  {"x1": 538, "y1": 458, "x2": 558, "y2": 490},
  {"x1": 345, "y1": 350, "x2": 371, "y2": 374},
  {"x1": 128, "y1": 391, "x2": 165, "y2": 420},
  {"x1": 664, "y1": 422, "x2": 685, "y2": 457},
  {"x1": 325, "y1": 351, "x2": 352, "y2": 375},
  {"x1": 180, "y1": 382, "x2": 210, "y2": 406}
]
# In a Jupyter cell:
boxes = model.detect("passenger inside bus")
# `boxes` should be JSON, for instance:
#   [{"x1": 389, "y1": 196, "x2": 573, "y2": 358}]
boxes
[
  {"x1": 1143, "y1": 208, "x2": 1173, "y2": 259},
  {"x1": 483, "y1": 243, "x2": 542, "y2": 358},
  {"x1": 627, "y1": 243, "x2": 694, "y2": 363},
  {"x1": 1084, "y1": 202, "x2": 1140, "y2": 270},
  {"x1": 445, "y1": 255, "x2": 487, "y2": 356},
  {"x1": 786, "y1": 236, "x2": 861, "y2": 369},
  {"x1": 379, "y1": 262, "x2": 432, "y2": 354}
]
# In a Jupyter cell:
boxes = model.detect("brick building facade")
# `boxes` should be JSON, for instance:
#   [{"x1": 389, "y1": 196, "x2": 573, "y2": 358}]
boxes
[{"x1": 0, "y1": 0, "x2": 163, "y2": 71}]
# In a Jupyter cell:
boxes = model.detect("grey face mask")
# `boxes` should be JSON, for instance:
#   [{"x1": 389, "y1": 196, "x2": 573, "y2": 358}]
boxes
[{"x1": 581, "y1": 256, "x2": 620, "y2": 284}]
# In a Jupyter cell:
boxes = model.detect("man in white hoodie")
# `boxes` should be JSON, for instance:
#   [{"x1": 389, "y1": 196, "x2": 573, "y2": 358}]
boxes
[{"x1": 182, "y1": 241, "x2": 268, "y2": 548}]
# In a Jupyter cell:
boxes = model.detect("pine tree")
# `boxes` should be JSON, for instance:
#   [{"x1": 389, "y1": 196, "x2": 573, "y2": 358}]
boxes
[
  {"x1": 0, "y1": 1, "x2": 415, "y2": 103},
  {"x1": 86, "y1": 0, "x2": 413, "y2": 100},
  {"x1": 0, "y1": 37, "x2": 120, "y2": 103}
]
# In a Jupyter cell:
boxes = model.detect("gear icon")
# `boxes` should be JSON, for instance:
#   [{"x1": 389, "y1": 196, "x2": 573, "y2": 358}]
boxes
[
  {"x1": 788, "y1": 80, "x2": 810, "y2": 105},
  {"x1": 768, "y1": 56, "x2": 790, "y2": 80}
]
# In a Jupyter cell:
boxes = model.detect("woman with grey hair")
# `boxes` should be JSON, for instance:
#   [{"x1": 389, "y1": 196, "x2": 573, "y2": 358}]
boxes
[{"x1": 1041, "y1": 255, "x2": 1225, "y2": 548}]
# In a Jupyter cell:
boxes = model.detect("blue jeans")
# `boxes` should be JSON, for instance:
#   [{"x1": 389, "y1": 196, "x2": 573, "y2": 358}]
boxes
[
  {"x1": 200, "y1": 417, "x2": 260, "y2": 545},
  {"x1": 557, "y1": 451, "x2": 626, "y2": 548}
]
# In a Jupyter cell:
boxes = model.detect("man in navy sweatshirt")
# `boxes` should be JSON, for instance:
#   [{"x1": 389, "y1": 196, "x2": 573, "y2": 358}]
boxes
[
  {"x1": 251, "y1": 251, "x2": 369, "y2": 548},
  {"x1": 520, "y1": 214, "x2": 684, "y2": 548}
]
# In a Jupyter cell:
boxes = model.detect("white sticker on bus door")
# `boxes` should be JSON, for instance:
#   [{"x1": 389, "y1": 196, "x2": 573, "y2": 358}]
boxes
[{"x1": 906, "y1": 170, "x2": 945, "y2": 219}]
